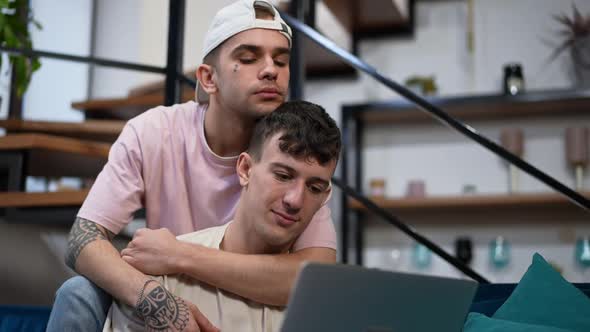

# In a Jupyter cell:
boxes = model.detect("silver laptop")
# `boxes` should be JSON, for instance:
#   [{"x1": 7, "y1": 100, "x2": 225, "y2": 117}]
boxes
[{"x1": 281, "y1": 263, "x2": 478, "y2": 332}]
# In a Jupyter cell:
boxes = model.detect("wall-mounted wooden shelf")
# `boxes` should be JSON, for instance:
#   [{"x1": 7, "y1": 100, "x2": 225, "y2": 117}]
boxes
[
  {"x1": 71, "y1": 90, "x2": 194, "y2": 120},
  {"x1": 0, "y1": 134, "x2": 111, "y2": 158},
  {"x1": 0, "y1": 119, "x2": 125, "y2": 143},
  {"x1": 0, "y1": 190, "x2": 89, "y2": 225},
  {"x1": 323, "y1": 0, "x2": 411, "y2": 37},
  {"x1": 348, "y1": 191, "x2": 590, "y2": 212},
  {"x1": 341, "y1": 88, "x2": 590, "y2": 265},
  {"x1": 0, "y1": 190, "x2": 89, "y2": 208},
  {"x1": 344, "y1": 89, "x2": 590, "y2": 124},
  {"x1": 0, "y1": 134, "x2": 110, "y2": 178}
]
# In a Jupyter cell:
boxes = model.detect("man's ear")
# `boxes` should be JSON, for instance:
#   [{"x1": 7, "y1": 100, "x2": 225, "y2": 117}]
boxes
[
  {"x1": 236, "y1": 152, "x2": 253, "y2": 187},
  {"x1": 196, "y1": 64, "x2": 217, "y2": 95}
]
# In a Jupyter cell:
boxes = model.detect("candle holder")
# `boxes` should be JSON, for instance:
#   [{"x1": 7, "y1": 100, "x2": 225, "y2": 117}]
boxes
[
  {"x1": 565, "y1": 127, "x2": 588, "y2": 191},
  {"x1": 500, "y1": 128, "x2": 524, "y2": 193}
]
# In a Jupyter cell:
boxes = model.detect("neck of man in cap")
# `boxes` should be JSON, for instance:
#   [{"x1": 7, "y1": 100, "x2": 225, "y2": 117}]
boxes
[{"x1": 204, "y1": 97, "x2": 256, "y2": 157}]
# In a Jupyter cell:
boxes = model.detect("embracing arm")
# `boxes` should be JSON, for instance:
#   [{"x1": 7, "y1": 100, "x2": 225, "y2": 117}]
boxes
[
  {"x1": 65, "y1": 217, "x2": 150, "y2": 306},
  {"x1": 122, "y1": 229, "x2": 335, "y2": 307},
  {"x1": 65, "y1": 217, "x2": 216, "y2": 332},
  {"x1": 175, "y1": 245, "x2": 336, "y2": 306}
]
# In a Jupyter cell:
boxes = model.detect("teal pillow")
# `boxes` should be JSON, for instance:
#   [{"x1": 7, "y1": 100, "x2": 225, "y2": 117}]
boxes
[
  {"x1": 464, "y1": 312, "x2": 575, "y2": 332},
  {"x1": 492, "y1": 253, "x2": 590, "y2": 331}
]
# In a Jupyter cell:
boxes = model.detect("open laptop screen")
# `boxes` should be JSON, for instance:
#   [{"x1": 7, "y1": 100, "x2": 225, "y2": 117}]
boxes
[{"x1": 281, "y1": 263, "x2": 478, "y2": 332}]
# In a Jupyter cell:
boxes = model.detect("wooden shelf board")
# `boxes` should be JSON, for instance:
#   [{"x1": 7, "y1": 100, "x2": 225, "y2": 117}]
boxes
[
  {"x1": 0, "y1": 134, "x2": 110, "y2": 177},
  {"x1": 348, "y1": 192, "x2": 590, "y2": 211},
  {"x1": 346, "y1": 89, "x2": 590, "y2": 124},
  {"x1": 0, "y1": 134, "x2": 110, "y2": 158},
  {"x1": 71, "y1": 89, "x2": 194, "y2": 120},
  {"x1": 322, "y1": 0, "x2": 409, "y2": 35},
  {"x1": 0, "y1": 190, "x2": 89, "y2": 208},
  {"x1": 0, "y1": 119, "x2": 124, "y2": 142}
]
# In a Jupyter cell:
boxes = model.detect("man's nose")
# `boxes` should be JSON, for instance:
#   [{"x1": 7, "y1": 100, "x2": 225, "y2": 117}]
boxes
[
  {"x1": 259, "y1": 56, "x2": 278, "y2": 81},
  {"x1": 283, "y1": 182, "x2": 304, "y2": 214}
]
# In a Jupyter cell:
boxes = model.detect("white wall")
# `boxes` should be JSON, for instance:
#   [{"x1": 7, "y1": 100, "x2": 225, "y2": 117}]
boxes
[
  {"x1": 91, "y1": 0, "x2": 148, "y2": 98},
  {"x1": 0, "y1": 54, "x2": 11, "y2": 122},
  {"x1": 91, "y1": 0, "x2": 238, "y2": 98},
  {"x1": 22, "y1": 0, "x2": 93, "y2": 122}
]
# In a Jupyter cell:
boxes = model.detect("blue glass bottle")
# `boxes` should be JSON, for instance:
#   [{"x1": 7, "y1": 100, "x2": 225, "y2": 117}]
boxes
[
  {"x1": 575, "y1": 237, "x2": 590, "y2": 268},
  {"x1": 412, "y1": 243, "x2": 431, "y2": 269},
  {"x1": 489, "y1": 236, "x2": 510, "y2": 269}
]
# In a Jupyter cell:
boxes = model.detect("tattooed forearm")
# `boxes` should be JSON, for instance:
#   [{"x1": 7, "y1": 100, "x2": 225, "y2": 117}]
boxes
[
  {"x1": 65, "y1": 217, "x2": 114, "y2": 270},
  {"x1": 136, "y1": 281, "x2": 190, "y2": 331}
]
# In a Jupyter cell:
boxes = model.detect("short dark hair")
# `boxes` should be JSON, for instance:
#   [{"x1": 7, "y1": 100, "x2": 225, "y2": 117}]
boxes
[{"x1": 248, "y1": 100, "x2": 341, "y2": 166}]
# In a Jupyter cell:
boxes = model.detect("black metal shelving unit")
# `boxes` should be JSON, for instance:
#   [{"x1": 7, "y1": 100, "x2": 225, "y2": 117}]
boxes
[{"x1": 340, "y1": 88, "x2": 590, "y2": 265}]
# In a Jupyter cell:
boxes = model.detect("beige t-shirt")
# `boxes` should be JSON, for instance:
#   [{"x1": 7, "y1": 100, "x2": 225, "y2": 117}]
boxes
[{"x1": 103, "y1": 223, "x2": 285, "y2": 332}]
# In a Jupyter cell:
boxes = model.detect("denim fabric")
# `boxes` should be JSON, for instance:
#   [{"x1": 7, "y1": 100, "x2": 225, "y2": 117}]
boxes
[{"x1": 46, "y1": 276, "x2": 112, "y2": 332}]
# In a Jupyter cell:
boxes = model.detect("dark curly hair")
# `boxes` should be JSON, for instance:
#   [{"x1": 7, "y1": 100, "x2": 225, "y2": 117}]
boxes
[{"x1": 248, "y1": 100, "x2": 341, "y2": 166}]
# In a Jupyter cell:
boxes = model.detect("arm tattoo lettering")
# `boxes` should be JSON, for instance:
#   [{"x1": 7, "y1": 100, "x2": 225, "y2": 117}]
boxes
[
  {"x1": 136, "y1": 282, "x2": 191, "y2": 331},
  {"x1": 65, "y1": 217, "x2": 114, "y2": 269}
]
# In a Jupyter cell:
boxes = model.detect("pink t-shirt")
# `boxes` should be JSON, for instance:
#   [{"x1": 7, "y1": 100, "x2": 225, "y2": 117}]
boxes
[{"x1": 78, "y1": 101, "x2": 336, "y2": 251}]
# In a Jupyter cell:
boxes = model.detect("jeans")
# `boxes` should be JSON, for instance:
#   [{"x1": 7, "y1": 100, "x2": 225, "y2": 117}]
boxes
[{"x1": 46, "y1": 276, "x2": 112, "y2": 332}]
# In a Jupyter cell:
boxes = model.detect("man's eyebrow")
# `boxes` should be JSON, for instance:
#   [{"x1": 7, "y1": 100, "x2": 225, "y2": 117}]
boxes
[
  {"x1": 271, "y1": 162, "x2": 331, "y2": 187},
  {"x1": 230, "y1": 44, "x2": 290, "y2": 57},
  {"x1": 309, "y1": 177, "x2": 330, "y2": 188},
  {"x1": 271, "y1": 162, "x2": 296, "y2": 173},
  {"x1": 273, "y1": 47, "x2": 290, "y2": 57},
  {"x1": 230, "y1": 44, "x2": 262, "y2": 56}
]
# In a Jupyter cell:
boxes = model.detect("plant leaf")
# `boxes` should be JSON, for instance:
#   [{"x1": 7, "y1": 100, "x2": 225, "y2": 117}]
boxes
[
  {"x1": 14, "y1": 56, "x2": 27, "y2": 96},
  {"x1": 3, "y1": 24, "x2": 19, "y2": 47},
  {"x1": 32, "y1": 19, "x2": 42, "y2": 30},
  {"x1": 546, "y1": 38, "x2": 576, "y2": 64},
  {"x1": 555, "y1": 29, "x2": 573, "y2": 37},
  {"x1": 572, "y1": 2, "x2": 582, "y2": 24},
  {"x1": 1, "y1": 0, "x2": 42, "y2": 96},
  {"x1": 31, "y1": 57, "x2": 40, "y2": 72},
  {"x1": 553, "y1": 13, "x2": 573, "y2": 27}
]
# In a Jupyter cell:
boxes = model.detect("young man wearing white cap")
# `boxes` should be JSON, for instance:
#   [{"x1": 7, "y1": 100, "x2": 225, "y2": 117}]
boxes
[
  {"x1": 46, "y1": 1, "x2": 336, "y2": 331},
  {"x1": 103, "y1": 101, "x2": 341, "y2": 332}
]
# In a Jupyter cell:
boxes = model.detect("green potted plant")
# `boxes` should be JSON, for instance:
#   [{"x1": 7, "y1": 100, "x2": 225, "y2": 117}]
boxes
[
  {"x1": 548, "y1": 3, "x2": 590, "y2": 87},
  {"x1": 1, "y1": 0, "x2": 42, "y2": 99}
]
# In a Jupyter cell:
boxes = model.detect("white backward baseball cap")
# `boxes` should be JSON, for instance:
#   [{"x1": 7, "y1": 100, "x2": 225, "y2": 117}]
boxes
[{"x1": 196, "y1": 0, "x2": 293, "y2": 104}]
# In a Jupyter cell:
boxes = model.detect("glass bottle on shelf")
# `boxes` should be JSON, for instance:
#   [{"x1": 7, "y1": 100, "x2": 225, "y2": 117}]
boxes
[
  {"x1": 575, "y1": 236, "x2": 590, "y2": 268},
  {"x1": 412, "y1": 243, "x2": 431, "y2": 269},
  {"x1": 489, "y1": 236, "x2": 510, "y2": 269}
]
